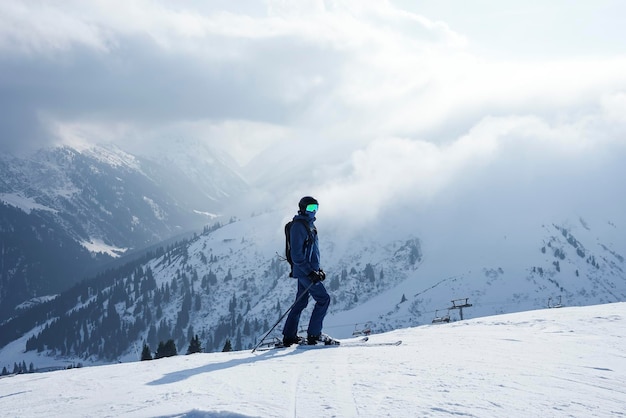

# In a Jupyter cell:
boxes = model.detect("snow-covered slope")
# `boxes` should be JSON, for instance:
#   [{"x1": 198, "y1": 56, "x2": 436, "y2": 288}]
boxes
[{"x1": 1, "y1": 302, "x2": 624, "y2": 417}]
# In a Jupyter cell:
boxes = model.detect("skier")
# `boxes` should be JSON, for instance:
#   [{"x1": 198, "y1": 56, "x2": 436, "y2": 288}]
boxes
[{"x1": 282, "y1": 196, "x2": 331, "y2": 346}]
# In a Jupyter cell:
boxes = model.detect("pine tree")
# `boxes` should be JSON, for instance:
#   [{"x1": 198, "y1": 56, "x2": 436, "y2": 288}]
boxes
[
  {"x1": 164, "y1": 339, "x2": 178, "y2": 357},
  {"x1": 222, "y1": 339, "x2": 232, "y2": 352},
  {"x1": 141, "y1": 343, "x2": 153, "y2": 361},
  {"x1": 364, "y1": 263, "x2": 375, "y2": 283},
  {"x1": 328, "y1": 274, "x2": 339, "y2": 291},
  {"x1": 186, "y1": 334, "x2": 202, "y2": 354},
  {"x1": 194, "y1": 294, "x2": 202, "y2": 311},
  {"x1": 155, "y1": 341, "x2": 166, "y2": 359},
  {"x1": 155, "y1": 339, "x2": 177, "y2": 359}
]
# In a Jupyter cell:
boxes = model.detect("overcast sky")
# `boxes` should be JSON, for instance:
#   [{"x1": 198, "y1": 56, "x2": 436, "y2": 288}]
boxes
[{"x1": 2, "y1": 0, "x2": 626, "y2": 226}]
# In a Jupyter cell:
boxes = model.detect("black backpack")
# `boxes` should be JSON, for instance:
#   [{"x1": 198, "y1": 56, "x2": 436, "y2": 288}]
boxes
[{"x1": 284, "y1": 219, "x2": 312, "y2": 277}]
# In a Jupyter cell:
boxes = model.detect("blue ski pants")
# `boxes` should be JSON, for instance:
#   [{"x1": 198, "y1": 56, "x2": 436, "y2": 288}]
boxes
[{"x1": 283, "y1": 276, "x2": 330, "y2": 338}]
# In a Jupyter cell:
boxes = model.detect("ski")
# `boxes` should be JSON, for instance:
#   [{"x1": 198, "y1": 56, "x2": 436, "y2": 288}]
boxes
[
  {"x1": 357, "y1": 339, "x2": 402, "y2": 347},
  {"x1": 300, "y1": 337, "x2": 403, "y2": 349},
  {"x1": 254, "y1": 336, "x2": 402, "y2": 352},
  {"x1": 253, "y1": 337, "x2": 290, "y2": 352},
  {"x1": 297, "y1": 335, "x2": 364, "y2": 348}
]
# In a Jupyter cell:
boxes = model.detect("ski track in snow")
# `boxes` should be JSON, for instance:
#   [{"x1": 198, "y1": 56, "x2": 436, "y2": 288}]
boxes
[{"x1": 1, "y1": 303, "x2": 625, "y2": 417}]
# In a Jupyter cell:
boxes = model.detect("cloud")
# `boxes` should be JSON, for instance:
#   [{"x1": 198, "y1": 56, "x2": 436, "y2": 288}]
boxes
[
  {"x1": 0, "y1": 0, "x2": 471, "y2": 153},
  {"x1": 313, "y1": 100, "x2": 626, "y2": 231},
  {"x1": 1, "y1": 0, "x2": 626, "y2": 231},
  {"x1": 0, "y1": 1, "x2": 114, "y2": 54}
]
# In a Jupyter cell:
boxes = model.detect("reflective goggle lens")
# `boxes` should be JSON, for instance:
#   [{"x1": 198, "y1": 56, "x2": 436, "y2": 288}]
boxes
[{"x1": 305, "y1": 203, "x2": 318, "y2": 212}]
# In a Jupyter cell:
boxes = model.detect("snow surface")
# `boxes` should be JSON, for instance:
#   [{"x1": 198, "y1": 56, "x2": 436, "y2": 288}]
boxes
[
  {"x1": 0, "y1": 192, "x2": 58, "y2": 214},
  {"x1": 14, "y1": 295, "x2": 59, "y2": 311},
  {"x1": 80, "y1": 238, "x2": 128, "y2": 258},
  {"x1": 1, "y1": 303, "x2": 624, "y2": 417}
]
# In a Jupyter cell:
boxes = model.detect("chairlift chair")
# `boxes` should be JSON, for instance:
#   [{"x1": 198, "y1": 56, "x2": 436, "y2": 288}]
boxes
[
  {"x1": 352, "y1": 322, "x2": 373, "y2": 336},
  {"x1": 432, "y1": 309, "x2": 450, "y2": 324}
]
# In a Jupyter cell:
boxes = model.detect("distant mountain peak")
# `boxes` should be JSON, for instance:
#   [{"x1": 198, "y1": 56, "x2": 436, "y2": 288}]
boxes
[{"x1": 0, "y1": 143, "x2": 248, "y2": 318}]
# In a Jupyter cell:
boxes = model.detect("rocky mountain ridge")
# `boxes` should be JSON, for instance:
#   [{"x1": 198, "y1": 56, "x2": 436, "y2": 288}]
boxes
[{"x1": 0, "y1": 143, "x2": 247, "y2": 318}]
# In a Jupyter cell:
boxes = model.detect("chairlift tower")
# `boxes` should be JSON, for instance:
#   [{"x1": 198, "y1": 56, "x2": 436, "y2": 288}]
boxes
[{"x1": 449, "y1": 298, "x2": 473, "y2": 321}]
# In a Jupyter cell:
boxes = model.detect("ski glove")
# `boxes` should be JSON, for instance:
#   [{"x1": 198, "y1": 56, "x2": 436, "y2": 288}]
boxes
[{"x1": 308, "y1": 270, "x2": 325, "y2": 283}]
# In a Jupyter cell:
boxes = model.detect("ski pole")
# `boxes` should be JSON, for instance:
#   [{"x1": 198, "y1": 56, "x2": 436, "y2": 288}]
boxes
[{"x1": 251, "y1": 280, "x2": 315, "y2": 353}]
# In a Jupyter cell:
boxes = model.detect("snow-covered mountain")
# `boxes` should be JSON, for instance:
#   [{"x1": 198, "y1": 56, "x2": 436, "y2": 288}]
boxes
[
  {"x1": 1, "y1": 143, "x2": 245, "y2": 248},
  {"x1": 0, "y1": 203, "x2": 623, "y2": 371},
  {"x1": 0, "y1": 143, "x2": 247, "y2": 319},
  {"x1": 1, "y1": 302, "x2": 624, "y2": 417}
]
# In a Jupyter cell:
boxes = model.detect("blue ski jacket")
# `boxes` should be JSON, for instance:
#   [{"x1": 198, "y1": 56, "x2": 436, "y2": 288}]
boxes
[{"x1": 290, "y1": 213, "x2": 320, "y2": 279}]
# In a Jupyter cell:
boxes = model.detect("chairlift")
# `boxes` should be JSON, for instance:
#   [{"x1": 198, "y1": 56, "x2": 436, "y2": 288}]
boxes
[
  {"x1": 548, "y1": 295, "x2": 563, "y2": 308},
  {"x1": 432, "y1": 309, "x2": 450, "y2": 324},
  {"x1": 352, "y1": 322, "x2": 372, "y2": 336}
]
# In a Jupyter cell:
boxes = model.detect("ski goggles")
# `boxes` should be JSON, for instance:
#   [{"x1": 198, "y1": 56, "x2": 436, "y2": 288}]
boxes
[{"x1": 305, "y1": 203, "x2": 319, "y2": 212}]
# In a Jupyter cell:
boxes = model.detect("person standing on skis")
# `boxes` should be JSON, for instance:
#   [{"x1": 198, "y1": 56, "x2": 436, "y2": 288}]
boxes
[{"x1": 282, "y1": 196, "x2": 331, "y2": 346}]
